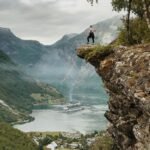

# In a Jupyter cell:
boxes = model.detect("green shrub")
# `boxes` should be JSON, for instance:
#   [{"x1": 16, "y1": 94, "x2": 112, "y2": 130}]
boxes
[
  {"x1": 117, "y1": 18, "x2": 150, "y2": 45},
  {"x1": 39, "y1": 137, "x2": 52, "y2": 146},
  {"x1": 90, "y1": 134, "x2": 114, "y2": 150},
  {"x1": 0, "y1": 122, "x2": 38, "y2": 150},
  {"x1": 84, "y1": 45, "x2": 113, "y2": 61}
]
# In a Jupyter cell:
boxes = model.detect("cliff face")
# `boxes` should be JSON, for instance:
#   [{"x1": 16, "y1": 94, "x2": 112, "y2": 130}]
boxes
[{"x1": 77, "y1": 44, "x2": 150, "y2": 150}]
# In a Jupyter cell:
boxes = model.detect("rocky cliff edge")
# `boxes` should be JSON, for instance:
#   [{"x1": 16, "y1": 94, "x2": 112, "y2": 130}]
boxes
[{"x1": 77, "y1": 44, "x2": 150, "y2": 150}]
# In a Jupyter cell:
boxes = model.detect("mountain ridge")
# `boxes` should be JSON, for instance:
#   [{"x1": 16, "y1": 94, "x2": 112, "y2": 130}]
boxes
[
  {"x1": 0, "y1": 16, "x2": 122, "y2": 103},
  {"x1": 0, "y1": 50, "x2": 63, "y2": 123}
]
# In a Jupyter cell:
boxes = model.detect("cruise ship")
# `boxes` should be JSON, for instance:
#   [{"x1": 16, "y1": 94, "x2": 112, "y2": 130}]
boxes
[{"x1": 63, "y1": 102, "x2": 84, "y2": 113}]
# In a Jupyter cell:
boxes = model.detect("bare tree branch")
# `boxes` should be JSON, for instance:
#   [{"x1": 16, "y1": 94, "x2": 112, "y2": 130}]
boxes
[{"x1": 87, "y1": 0, "x2": 98, "y2": 6}]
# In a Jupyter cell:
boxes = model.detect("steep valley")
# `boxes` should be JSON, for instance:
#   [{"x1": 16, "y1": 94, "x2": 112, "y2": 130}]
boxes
[
  {"x1": 0, "y1": 17, "x2": 122, "y2": 101},
  {"x1": 0, "y1": 50, "x2": 63, "y2": 123}
]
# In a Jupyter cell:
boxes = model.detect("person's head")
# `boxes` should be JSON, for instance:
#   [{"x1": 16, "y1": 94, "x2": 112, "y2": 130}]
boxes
[{"x1": 90, "y1": 25, "x2": 93, "y2": 28}]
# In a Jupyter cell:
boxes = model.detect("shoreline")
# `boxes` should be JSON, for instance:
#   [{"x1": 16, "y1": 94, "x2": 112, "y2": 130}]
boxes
[
  {"x1": 13, "y1": 105, "x2": 108, "y2": 134},
  {"x1": 12, "y1": 103, "x2": 67, "y2": 126}
]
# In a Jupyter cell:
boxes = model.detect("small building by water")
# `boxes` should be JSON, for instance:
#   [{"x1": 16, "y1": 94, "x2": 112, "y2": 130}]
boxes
[{"x1": 46, "y1": 141, "x2": 57, "y2": 150}]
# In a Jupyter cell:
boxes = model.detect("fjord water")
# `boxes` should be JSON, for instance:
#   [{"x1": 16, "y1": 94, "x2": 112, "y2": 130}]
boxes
[
  {"x1": 14, "y1": 104, "x2": 108, "y2": 134},
  {"x1": 14, "y1": 75, "x2": 109, "y2": 134}
]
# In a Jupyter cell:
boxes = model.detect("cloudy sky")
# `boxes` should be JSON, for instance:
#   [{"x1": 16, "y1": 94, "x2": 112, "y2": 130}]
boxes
[{"x1": 0, "y1": 0, "x2": 123, "y2": 44}]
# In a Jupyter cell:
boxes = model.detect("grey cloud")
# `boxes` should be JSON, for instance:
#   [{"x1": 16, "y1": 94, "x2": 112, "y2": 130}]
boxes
[
  {"x1": 0, "y1": 0, "x2": 121, "y2": 44},
  {"x1": 0, "y1": 0, "x2": 19, "y2": 10}
]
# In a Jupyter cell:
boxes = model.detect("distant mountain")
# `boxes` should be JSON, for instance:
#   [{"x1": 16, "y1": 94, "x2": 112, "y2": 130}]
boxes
[
  {"x1": 56, "y1": 33, "x2": 78, "y2": 44},
  {"x1": 0, "y1": 50, "x2": 63, "y2": 123},
  {"x1": 32, "y1": 16, "x2": 122, "y2": 102},
  {"x1": 0, "y1": 16, "x2": 121, "y2": 67},
  {"x1": 0, "y1": 27, "x2": 47, "y2": 68},
  {"x1": 0, "y1": 16, "x2": 122, "y2": 104}
]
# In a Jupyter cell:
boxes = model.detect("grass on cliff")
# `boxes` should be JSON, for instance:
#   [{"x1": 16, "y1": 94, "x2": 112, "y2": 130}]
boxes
[
  {"x1": 0, "y1": 122, "x2": 38, "y2": 150},
  {"x1": 83, "y1": 45, "x2": 113, "y2": 62}
]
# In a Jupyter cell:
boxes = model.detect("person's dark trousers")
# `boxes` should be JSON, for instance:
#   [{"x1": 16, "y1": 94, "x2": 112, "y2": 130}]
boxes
[{"x1": 87, "y1": 32, "x2": 95, "y2": 44}]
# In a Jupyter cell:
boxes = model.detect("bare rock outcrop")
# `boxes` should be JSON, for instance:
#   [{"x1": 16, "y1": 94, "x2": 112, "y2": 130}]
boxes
[{"x1": 77, "y1": 44, "x2": 150, "y2": 150}]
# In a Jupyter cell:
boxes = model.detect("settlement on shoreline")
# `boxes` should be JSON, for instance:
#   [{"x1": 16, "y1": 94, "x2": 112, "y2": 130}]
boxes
[{"x1": 27, "y1": 130, "x2": 113, "y2": 150}]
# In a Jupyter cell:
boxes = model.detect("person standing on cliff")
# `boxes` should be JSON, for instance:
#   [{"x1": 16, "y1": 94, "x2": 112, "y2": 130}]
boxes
[{"x1": 87, "y1": 25, "x2": 96, "y2": 44}]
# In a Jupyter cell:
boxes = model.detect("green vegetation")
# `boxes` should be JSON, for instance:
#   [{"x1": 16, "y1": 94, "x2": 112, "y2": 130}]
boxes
[
  {"x1": 117, "y1": 18, "x2": 150, "y2": 45},
  {"x1": 0, "y1": 50, "x2": 14, "y2": 64},
  {"x1": 78, "y1": 45, "x2": 113, "y2": 62},
  {"x1": 85, "y1": 45, "x2": 113, "y2": 61},
  {"x1": 112, "y1": 0, "x2": 150, "y2": 45},
  {"x1": 0, "y1": 122, "x2": 38, "y2": 150},
  {"x1": 90, "y1": 131, "x2": 114, "y2": 150},
  {"x1": 0, "y1": 29, "x2": 46, "y2": 66},
  {"x1": 0, "y1": 50, "x2": 64, "y2": 123},
  {"x1": 88, "y1": 0, "x2": 150, "y2": 46},
  {"x1": 90, "y1": 136, "x2": 114, "y2": 150},
  {"x1": 31, "y1": 83, "x2": 64, "y2": 106},
  {"x1": 0, "y1": 104, "x2": 25, "y2": 123},
  {"x1": 28, "y1": 132, "x2": 64, "y2": 150},
  {"x1": 27, "y1": 131, "x2": 114, "y2": 150}
]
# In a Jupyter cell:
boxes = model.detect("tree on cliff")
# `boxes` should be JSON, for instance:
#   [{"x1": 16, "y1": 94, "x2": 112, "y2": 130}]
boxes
[
  {"x1": 111, "y1": 0, "x2": 150, "y2": 44},
  {"x1": 87, "y1": 0, "x2": 150, "y2": 44},
  {"x1": 87, "y1": 0, "x2": 149, "y2": 28},
  {"x1": 111, "y1": 0, "x2": 150, "y2": 28},
  {"x1": 112, "y1": 0, "x2": 133, "y2": 43},
  {"x1": 142, "y1": 0, "x2": 150, "y2": 29}
]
